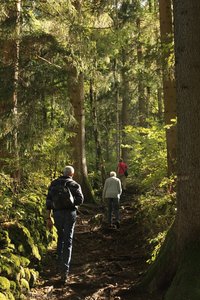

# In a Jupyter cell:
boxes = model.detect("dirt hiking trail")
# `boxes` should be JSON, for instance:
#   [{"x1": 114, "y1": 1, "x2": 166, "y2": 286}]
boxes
[{"x1": 28, "y1": 189, "x2": 160, "y2": 300}]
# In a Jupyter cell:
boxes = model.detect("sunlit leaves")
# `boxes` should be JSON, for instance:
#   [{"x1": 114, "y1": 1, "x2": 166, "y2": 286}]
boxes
[{"x1": 124, "y1": 123, "x2": 167, "y2": 189}]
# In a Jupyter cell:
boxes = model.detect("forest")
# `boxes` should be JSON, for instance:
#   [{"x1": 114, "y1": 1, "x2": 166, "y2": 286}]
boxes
[{"x1": 0, "y1": 0, "x2": 200, "y2": 299}]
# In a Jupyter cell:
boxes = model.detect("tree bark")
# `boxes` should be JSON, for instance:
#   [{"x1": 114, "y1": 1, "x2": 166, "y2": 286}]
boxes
[
  {"x1": 113, "y1": 58, "x2": 121, "y2": 160},
  {"x1": 89, "y1": 78, "x2": 106, "y2": 183},
  {"x1": 67, "y1": 64, "x2": 94, "y2": 202},
  {"x1": 121, "y1": 49, "x2": 129, "y2": 162},
  {"x1": 157, "y1": 87, "x2": 163, "y2": 121},
  {"x1": 134, "y1": 1, "x2": 200, "y2": 299},
  {"x1": 158, "y1": 0, "x2": 177, "y2": 176},
  {"x1": 136, "y1": 17, "x2": 146, "y2": 127},
  {"x1": 12, "y1": 0, "x2": 21, "y2": 185},
  {"x1": 173, "y1": 0, "x2": 200, "y2": 258},
  {"x1": 0, "y1": 0, "x2": 21, "y2": 183}
]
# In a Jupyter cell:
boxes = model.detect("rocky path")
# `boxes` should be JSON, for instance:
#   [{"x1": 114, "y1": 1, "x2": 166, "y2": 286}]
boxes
[{"x1": 28, "y1": 191, "x2": 158, "y2": 300}]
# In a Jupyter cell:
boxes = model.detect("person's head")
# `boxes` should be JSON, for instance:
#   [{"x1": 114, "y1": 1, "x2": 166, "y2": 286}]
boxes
[
  {"x1": 63, "y1": 166, "x2": 74, "y2": 177},
  {"x1": 110, "y1": 171, "x2": 116, "y2": 177},
  {"x1": 119, "y1": 158, "x2": 123, "y2": 162}
]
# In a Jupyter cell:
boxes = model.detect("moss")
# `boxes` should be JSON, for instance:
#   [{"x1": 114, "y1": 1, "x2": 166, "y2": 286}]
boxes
[
  {"x1": 7, "y1": 223, "x2": 41, "y2": 260},
  {"x1": 0, "y1": 277, "x2": 10, "y2": 291},
  {"x1": 0, "y1": 264, "x2": 13, "y2": 277},
  {"x1": 9, "y1": 281, "x2": 16, "y2": 292},
  {"x1": 10, "y1": 254, "x2": 21, "y2": 268},
  {"x1": 0, "y1": 254, "x2": 20, "y2": 281},
  {"x1": 5, "y1": 291, "x2": 15, "y2": 300},
  {"x1": 20, "y1": 278, "x2": 30, "y2": 292},
  {"x1": 19, "y1": 267, "x2": 25, "y2": 279},
  {"x1": 18, "y1": 294, "x2": 27, "y2": 300},
  {"x1": 18, "y1": 244, "x2": 25, "y2": 253},
  {"x1": 24, "y1": 268, "x2": 31, "y2": 282},
  {"x1": 16, "y1": 272, "x2": 21, "y2": 283},
  {"x1": 19, "y1": 257, "x2": 30, "y2": 267},
  {"x1": 0, "y1": 292, "x2": 7, "y2": 300},
  {"x1": 0, "y1": 229, "x2": 11, "y2": 249},
  {"x1": 29, "y1": 269, "x2": 39, "y2": 288}
]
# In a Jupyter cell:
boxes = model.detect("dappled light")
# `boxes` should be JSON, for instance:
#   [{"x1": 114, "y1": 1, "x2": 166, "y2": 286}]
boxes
[{"x1": 28, "y1": 191, "x2": 157, "y2": 300}]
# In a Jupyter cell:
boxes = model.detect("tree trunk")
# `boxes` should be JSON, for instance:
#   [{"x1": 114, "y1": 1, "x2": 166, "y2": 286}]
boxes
[
  {"x1": 168, "y1": 1, "x2": 200, "y2": 296},
  {"x1": 113, "y1": 58, "x2": 121, "y2": 160},
  {"x1": 89, "y1": 78, "x2": 106, "y2": 183},
  {"x1": 121, "y1": 49, "x2": 129, "y2": 162},
  {"x1": 158, "y1": 0, "x2": 177, "y2": 176},
  {"x1": 157, "y1": 87, "x2": 163, "y2": 122},
  {"x1": 134, "y1": 1, "x2": 200, "y2": 299},
  {"x1": 12, "y1": 0, "x2": 21, "y2": 185},
  {"x1": 146, "y1": 86, "x2": 150, "y2": 124},
  {"x1": 136, "y1": 18, "x2": 146, "y2": 127},
  {"x1": 67, "y1": 64, "x2": 94, "y2": 202},
  {"x1": 0, "y1": 0, "x2": 21, "y2": 182}
]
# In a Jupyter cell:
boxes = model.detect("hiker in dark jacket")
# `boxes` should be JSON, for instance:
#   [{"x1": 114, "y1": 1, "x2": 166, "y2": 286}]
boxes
[{"x1": 46, "y1": 165, "x2": 84, "y2": 285}]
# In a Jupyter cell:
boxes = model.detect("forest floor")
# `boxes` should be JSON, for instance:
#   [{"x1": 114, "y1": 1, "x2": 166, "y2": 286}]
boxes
[{"x1": 28, "y1": 187, "x2": 162, "y2": 300}]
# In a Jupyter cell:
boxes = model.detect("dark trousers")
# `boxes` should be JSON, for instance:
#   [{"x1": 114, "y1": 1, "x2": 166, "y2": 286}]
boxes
[
  {"x1": 107, "y1": 198, "x2": 120, "y2": 225},
  {"x1": 53, "y1": 209, "x2": 77, "y2": 275}
]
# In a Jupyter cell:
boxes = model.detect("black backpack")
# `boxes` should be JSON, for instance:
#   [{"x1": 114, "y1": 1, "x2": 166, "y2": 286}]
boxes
[{"x1": 50, "y1": 178, "x2": 74, "y2": 210}]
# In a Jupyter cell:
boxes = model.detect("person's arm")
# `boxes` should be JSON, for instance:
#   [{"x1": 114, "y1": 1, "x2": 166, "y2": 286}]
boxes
[
  {"x1": 74, "y1": 185, "x2": 84, "y2": 205},
  {"x1": 69, "y1": 181, "x2": 84, "y2": 206},
  {"x1": 118, "y1": 180, "x2": 122, "y2": 195}
]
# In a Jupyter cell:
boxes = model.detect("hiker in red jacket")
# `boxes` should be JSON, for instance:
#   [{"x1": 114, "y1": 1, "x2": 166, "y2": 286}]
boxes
[{"x1": 117, "y1": 158, "x2": 128, "y2": 191}]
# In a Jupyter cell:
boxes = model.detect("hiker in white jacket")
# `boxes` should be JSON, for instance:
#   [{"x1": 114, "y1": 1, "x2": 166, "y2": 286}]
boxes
[{"x1": 103, "y1": 171, "x2": 122, "y2": 228}]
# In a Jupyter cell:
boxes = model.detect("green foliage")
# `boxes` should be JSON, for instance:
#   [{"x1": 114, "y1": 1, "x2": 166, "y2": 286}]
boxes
[
  {"x1": 125, "y1": 123, "x2": 167, "y2": 190},
  {"x1": 137, "y1": 171, "x2": 177, "y2": 265},
  {"x1": 147, "y1": 231, "x2": 167, "y2": 263},
  {"x1": 0, "y1": 174, "x2": 14, "y2": 221},
  {"x1": 139, "y1": 192, "x2": 175, "y2": 232}
]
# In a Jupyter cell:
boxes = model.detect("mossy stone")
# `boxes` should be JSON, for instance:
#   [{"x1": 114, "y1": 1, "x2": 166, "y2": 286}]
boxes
[
  {"x1": 5, "y1": 291, "x2": 15, "y2": 300},
  {"x1": 9, "y1": 281, "x2": 16, "y2": 291},
  {"x1": 19, "y1": 267, "x2": 25, "y2": 279},
  {"x1": 0, "y1": 264, "x2": 13, "y2": 277},
  {"x1": 29, "y1": 269, "x2": 39, "y2": 288},
  {"x1": 0, "y1": 276, "x2": 10, "y2": 291},
  {"x1": 7, "y1": 223, "x2": 41, "y2": 260},
  {"x1": 20, "y1": 278, "x2": 29, "y2": 292},
  {"x1": 24, "y1": 268, "x2": 31, "y2": 282},
  {"x1": 20, "y1": 257, "x2": 30, "y2": 267},
  {"x1": 10, "y1": 254, "x2": 21, "y2": 268},
  {"x1": 0, "y1": 229, "x2": 11, "y2": 249},
  {"x1": 0, "y1": 292, "x2": 7, "y2": 300}
]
